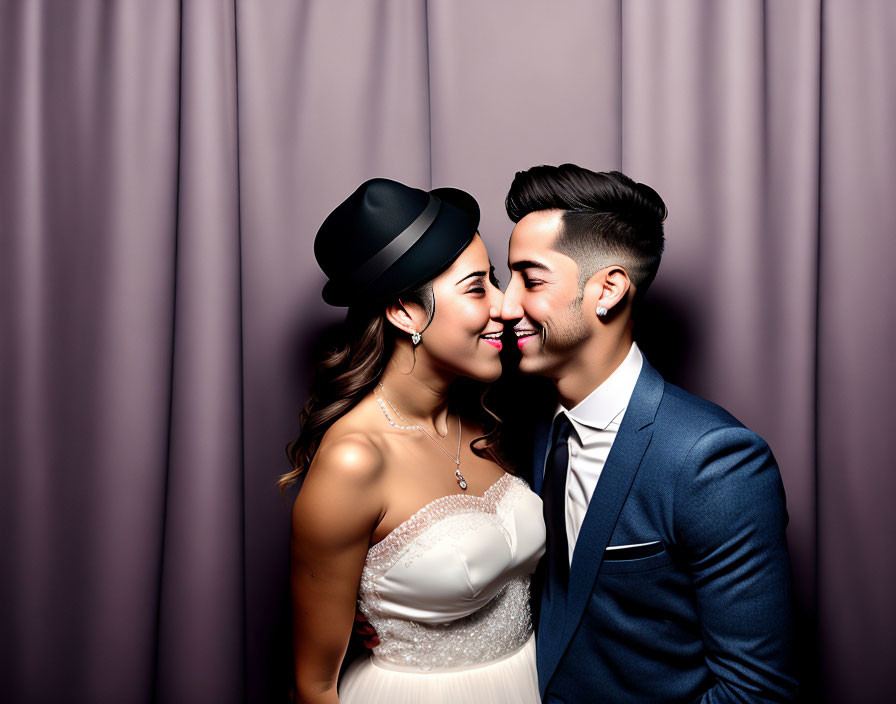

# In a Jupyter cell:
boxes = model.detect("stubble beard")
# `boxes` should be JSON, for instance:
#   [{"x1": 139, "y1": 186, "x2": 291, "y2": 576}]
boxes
[{"x1": 530, "y1": 297, "x2": 589, "y2": 374}]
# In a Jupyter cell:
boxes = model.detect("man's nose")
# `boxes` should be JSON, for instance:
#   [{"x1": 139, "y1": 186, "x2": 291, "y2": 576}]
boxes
[{"x1": 500, "y1": 280, "x2": 523, "y2": 322}]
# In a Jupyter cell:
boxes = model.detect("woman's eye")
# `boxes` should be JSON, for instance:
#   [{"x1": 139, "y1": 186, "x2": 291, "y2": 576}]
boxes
[{"x1": 469, "y1": 287, "x2": 486, "y2": 294}]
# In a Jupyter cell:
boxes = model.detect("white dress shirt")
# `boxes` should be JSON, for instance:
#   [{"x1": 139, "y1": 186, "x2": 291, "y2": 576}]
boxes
[{"x1": 549, "y1": 342, "x2": 643, "y2": 564}]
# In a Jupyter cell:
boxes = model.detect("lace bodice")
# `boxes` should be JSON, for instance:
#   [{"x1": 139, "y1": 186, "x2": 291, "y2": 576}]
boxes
[{"x1": 357, "y1": 473, "x2": 545, "y2": 671}]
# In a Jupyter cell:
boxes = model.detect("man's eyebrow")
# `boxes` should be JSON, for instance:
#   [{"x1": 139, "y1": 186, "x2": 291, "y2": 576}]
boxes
[{"x1": 509, "y1": 260, "x2": 552, "y2": 273}]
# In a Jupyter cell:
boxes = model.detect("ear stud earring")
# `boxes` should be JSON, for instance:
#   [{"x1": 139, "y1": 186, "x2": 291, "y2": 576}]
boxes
[
  {"x1": 411, "y1": 331, "x2": 422, "y2": 345},
  {"x1": 596, "y1": 306, "x2": 608, "y2": 318}
]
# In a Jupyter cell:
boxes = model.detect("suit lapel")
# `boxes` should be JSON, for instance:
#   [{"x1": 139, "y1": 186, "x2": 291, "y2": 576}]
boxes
[
  {"x1": 531, "y1": 414, "x2": 552, "y2": 495},
  {"x1": 539, "y1": 361, "x2": 665, "y2": 689}
]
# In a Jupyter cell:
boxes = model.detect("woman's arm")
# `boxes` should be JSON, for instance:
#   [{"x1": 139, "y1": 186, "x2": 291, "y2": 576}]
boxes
[{"x1": 290, "y1": 436, "x2": 384, "y2": 704}]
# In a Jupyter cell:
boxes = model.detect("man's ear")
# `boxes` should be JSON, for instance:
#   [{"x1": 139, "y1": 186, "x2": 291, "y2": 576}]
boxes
[
  {"x1": 385, "y1": 299, "x2": 423, "y2": 335},
  {"x1": 584, "y1": 265, "x2": 632, "y2": 317}
]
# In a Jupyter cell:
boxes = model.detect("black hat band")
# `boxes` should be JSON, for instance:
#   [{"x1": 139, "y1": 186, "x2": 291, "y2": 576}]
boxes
[{"x1": 342, "y1": 194, "x2": 442, "y2": 291}]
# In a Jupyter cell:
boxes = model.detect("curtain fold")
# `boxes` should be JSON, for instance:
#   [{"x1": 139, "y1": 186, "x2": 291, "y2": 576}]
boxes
[
  {"x1": 154, "y1": 1, "x2": 246, "y2": 702},
  {"x1": 817, "y1": 3, "x2": 896, "y2": 701},
  {"x1": 1, "y1": 1, "x2": 894, "y2": 702},
  {"x1": 1, "y1": 2, "x2": 182, "y2": 702}
]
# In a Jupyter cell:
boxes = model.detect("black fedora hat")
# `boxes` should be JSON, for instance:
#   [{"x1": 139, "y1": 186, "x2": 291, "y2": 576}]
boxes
[{"x1": 314, "y1": 178, "x2": 480, "y2": 307}]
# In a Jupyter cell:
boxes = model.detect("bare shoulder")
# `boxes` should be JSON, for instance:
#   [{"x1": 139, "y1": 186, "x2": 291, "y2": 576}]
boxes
[
  {"x1": 292, "y1": 416, "x2": 385, "y2": 542},
  {"x1": 311, "y1": 429, "x2": 385, "y2": 485},
  {"x1": 300, "y1": 420, "x2": 384, "y2": 493}
]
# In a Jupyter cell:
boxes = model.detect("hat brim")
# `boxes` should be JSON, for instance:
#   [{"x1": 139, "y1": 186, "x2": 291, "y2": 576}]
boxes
[{"x1": 322, "y1": 187, "x2": 480, "y2": 307}]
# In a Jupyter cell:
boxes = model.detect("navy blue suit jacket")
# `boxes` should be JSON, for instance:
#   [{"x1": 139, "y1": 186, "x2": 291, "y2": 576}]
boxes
[{"x1": 531, "y1": 359, "x2": 797, "y2": 703}]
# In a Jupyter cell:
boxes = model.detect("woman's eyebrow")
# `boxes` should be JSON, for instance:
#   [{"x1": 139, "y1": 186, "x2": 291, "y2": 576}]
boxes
[{"x1": 455, "y1": 270, "x2": 488, "y2": 285}]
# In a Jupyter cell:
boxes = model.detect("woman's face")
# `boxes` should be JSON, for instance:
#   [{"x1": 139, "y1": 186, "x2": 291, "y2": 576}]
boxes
[{"x1": 418, "y1": 234, "x2": 505, "y2": 382}]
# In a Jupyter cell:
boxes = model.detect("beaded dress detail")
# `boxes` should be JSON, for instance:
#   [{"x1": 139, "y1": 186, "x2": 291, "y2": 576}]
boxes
[{"x1": 339, "y1": 473, "x2": 545, "y2": 704}]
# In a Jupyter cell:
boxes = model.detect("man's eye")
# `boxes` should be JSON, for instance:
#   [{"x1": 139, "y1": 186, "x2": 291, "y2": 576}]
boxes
[{"x1": 524, "y1": 279, "x2": 542, "y2": 289}]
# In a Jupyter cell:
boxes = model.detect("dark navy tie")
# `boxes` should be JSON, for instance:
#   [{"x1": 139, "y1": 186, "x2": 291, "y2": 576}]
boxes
[{"x1": 542, "y1": 415, "x2": 573, "y2": 596}]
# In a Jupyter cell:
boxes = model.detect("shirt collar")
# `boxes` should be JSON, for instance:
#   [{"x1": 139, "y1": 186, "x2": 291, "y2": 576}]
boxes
[{"x1": 553, "y1": 342, "x2": 644, "y2": 431}]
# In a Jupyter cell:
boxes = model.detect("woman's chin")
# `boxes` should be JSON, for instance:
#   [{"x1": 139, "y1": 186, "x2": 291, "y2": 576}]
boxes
[
  {"x1": 456, "y1": 360, "x2": 502, "y2": 383},
  {"x1": 476, "y1": 361, "x2": 503, "y2": 383}
]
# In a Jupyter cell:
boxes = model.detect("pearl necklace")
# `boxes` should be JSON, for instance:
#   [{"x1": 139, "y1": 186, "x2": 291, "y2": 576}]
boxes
[{"x1": 375, "y1": 383, "x2": 468, "y2": 491}]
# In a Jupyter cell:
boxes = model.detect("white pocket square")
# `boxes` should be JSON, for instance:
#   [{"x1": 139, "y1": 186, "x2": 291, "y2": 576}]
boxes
[{"x1": 605, "y1": 540, "x2": 661, "y2": 551}]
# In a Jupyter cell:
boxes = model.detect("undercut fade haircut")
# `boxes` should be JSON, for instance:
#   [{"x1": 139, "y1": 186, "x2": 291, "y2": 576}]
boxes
[{"x1": 505, "y1": 164, "x2": 667, "y2": 298}]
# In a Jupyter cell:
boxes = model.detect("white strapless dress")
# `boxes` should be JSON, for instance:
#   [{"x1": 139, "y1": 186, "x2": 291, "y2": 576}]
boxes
[{"x1": 339, "y1": 473, "x2": 545, "y2": 704}]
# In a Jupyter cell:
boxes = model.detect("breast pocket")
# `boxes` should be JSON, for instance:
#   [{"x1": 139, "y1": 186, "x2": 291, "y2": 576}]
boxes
[{"x1": 600, "y1": 540, "x2": 672, "y2": 574}]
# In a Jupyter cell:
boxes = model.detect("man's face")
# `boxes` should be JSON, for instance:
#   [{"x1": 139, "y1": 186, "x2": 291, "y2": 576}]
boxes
[{"x1": 501, "y1": 210, "x2": 590, "y2": 376}]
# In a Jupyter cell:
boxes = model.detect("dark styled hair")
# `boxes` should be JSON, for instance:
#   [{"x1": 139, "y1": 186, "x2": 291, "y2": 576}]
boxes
[
  {"x1": 277, "y1": 282, "x2": 508, "y2": 494},
  {"x1": 505, "y1": 164, "x2": 667, "y2": 296}
]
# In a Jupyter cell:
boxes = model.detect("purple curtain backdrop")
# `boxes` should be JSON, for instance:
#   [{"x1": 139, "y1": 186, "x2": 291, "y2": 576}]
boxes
[{"x1": 1, "y1": 1, "x2": 894, "y2": 702}]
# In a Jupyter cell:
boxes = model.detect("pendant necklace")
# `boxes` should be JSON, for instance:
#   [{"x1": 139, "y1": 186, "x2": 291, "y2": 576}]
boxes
[{"x1": 376, "y1": 382, "x2": 468, "y2": 491}]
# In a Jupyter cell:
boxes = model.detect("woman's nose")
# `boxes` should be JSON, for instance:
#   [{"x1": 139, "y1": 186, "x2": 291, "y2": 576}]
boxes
[{"x1": 489, "y1": 286, "x2": 505, "y2": 319}]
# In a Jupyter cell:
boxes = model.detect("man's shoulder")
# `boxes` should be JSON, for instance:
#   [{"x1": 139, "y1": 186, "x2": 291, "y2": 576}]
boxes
[
  {"x1": 649, "y1": 378, "x2": 781, "y2": 506},
  {"x1": 647, "y1": 376, "x2": 781, "y2": 482},
  {"x1": 648, "y1": 375, "x2": 767, "y2": 458},
  {"x1": 657, "y1": 380, "x2": 744, "y2": 430}
]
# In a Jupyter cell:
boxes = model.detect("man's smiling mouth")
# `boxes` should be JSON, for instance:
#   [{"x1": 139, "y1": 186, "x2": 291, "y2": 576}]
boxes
[{"x1": 514, "y1": 328, "x2": 540, "y2": 348}]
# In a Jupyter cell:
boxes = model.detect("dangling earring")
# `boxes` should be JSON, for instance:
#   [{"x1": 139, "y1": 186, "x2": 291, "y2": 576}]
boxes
[
  {"x1": 596, "y1": 306, "x2": 608, "y2": 318},
  {"x1": 398, "y1": 298, "x2": 422, "y2": 346}
]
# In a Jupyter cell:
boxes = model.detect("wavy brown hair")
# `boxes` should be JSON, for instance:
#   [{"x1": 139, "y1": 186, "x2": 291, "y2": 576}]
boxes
[{"x1": 277, "y1": 284, "x2": 510, "y2": 494}]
